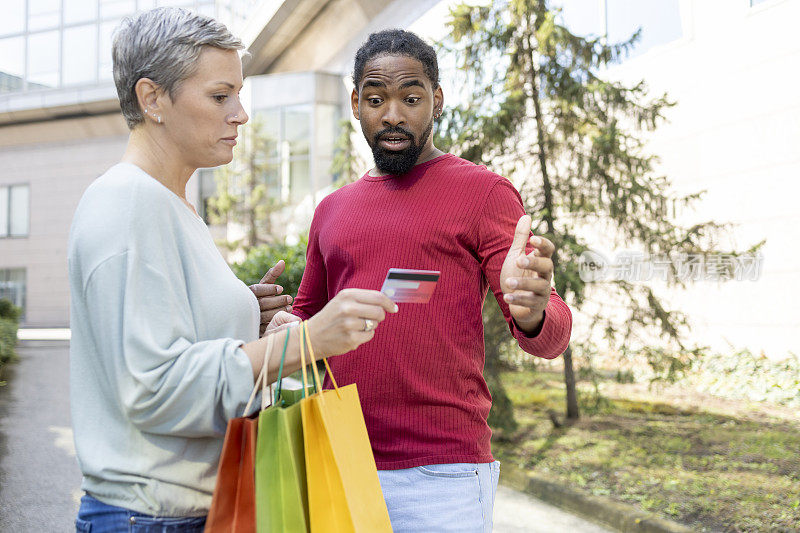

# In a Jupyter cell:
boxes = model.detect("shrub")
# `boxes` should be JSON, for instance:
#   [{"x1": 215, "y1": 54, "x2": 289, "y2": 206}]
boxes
[
  {"x1": 0, "y1": 298, "x2": 21, "y2": 385},
  {"x1": 0, "y1": 298, "x2": 21, "y2": 321},
  {"x1": 231, "y1": 236, "x2": 308, "y2": 298},
  {"x1": 0, "y1": 318, "x2": 18, "y2": 363}
]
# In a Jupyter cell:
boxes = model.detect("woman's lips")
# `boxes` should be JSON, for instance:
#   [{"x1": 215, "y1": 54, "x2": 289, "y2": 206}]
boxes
[{"x1": 221, "y1": 137, "x2": 237, "y2": 146}]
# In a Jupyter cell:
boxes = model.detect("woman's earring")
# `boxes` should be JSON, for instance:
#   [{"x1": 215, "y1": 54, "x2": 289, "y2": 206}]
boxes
[{"x1": 157, "y1": 115, "x2": 161, "y2": 124}]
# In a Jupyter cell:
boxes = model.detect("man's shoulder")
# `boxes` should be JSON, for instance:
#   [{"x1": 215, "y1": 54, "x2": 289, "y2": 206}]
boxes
[
  {"x1": 316, "y1": 181, "x2": 357, "y2": 209},
  {"x1": 437, "y1": 154, "x2": 513, "y2": 191}
]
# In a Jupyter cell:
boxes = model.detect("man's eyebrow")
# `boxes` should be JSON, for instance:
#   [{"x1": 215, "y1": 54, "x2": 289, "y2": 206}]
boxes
[
  {"x1": 362, "y1": 80, "x2": 386, "y2": 89},
  {"x1": 400, "y1": 79, "x2": 424, "y2": 89}
]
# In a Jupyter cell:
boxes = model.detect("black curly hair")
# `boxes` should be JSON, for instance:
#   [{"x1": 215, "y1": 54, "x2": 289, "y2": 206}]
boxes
[{"x1": 352, "y1": 29, "x2": 439, "y2": 91}]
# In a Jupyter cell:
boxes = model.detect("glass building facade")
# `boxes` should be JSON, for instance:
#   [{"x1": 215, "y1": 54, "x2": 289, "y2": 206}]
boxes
[
  {"x1": 0, "y1": 0, "x2": 263, "y2": 95},
  {"x1": 0, "y1": 0, "x2": 405, "y2": 326}
]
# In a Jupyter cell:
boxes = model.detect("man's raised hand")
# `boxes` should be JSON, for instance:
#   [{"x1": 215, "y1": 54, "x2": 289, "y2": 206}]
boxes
[
  {"x1": 248, "y1": 259, "x2": 294, "y2": 336},
  {"x1": 499, "y1": 215, "x2": 554, "y2": 335}
]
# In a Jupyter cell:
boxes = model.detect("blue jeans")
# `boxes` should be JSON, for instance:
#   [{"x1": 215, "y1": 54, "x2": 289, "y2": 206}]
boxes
[
  {"x1": 75, "y1": 494, "x2": 206, "y2": 532},
  {"x1": 377, "y1": 461, "x2": 500, "y2": 532}
]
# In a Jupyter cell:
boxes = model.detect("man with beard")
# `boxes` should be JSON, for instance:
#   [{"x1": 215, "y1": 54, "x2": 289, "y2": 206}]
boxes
[{"x1": 291, "y1": 29, "x2": 572, "y2": 532}]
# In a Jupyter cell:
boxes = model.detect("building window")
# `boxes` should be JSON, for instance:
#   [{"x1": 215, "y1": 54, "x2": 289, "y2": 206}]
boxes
[
  {"x1": 0, "y1": 269, "x2": 26, "y2": 317},
  {"x1": 255, "y1": 104, "x2": 316, "y2": 204},
  {"x1": 0, "y1": 184, "x2": 30, "y2": 238},
  {"x1": 0, "y1": 0, "x2": 221, "y2": 94}
]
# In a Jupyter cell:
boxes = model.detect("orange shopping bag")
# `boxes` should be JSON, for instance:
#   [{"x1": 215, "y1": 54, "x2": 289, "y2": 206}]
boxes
[
  {"x1": 206, "y1": 334, "x2": 275, "y2": 532},
  {"x1": 299, "y1": 321, "x2": 393, "y2": 533}
]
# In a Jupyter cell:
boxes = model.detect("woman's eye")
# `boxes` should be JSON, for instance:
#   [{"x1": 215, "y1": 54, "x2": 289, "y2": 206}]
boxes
[{"x1": 213, "y1": 95, "x2": 228, "y2": 103}]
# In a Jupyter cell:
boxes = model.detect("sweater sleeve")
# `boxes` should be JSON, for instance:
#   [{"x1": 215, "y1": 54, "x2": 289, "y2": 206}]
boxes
[
  {"x1": 82, "y1": 251, "x2": 255, "y2": 438},
  {"x1": 476, "y1": 179, "x2": 572, "y2": 359},
  {"x1": 292, "y1": 208, "x2": 330, "y2": 321}
]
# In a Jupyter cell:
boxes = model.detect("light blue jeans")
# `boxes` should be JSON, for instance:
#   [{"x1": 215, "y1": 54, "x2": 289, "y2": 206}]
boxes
[
  {"x1": 76, "y1": 494, "x2": 206, "y2": 532},
  {"x1": 377, "y1": 461, "x2": 500, "y2": 532}
]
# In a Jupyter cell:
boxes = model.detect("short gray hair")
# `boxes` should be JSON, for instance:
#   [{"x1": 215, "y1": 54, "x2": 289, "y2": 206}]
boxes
[{"x1": 112, "y1": 7, "x2": 244, "y2": 129}]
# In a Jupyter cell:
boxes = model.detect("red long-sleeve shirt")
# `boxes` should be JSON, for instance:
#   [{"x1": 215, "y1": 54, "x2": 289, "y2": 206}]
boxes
[{"x1": 293, "y1": 154, "x2": 572, "y2": 469}]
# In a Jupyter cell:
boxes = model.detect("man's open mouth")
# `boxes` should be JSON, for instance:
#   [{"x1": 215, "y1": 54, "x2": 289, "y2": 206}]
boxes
[{"x1": 378, "y1": 135, "x2": 412, "y2": 151}]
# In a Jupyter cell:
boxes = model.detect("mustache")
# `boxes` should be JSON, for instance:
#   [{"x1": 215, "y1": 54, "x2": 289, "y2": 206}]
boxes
[{"x1": 373, "y1": 126, "x2": 415, "y2": 145}]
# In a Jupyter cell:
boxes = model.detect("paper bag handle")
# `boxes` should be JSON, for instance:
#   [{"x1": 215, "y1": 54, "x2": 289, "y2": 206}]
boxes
[
  {"x1": 271, "y1": 328, "x2": 291, "y2": 405},
  {"x1": 302, "y1": 321, "x2": 342, "y2": 400},
  {"x1": 242, "y1": 332, "x2": 275, "y2": 416}
]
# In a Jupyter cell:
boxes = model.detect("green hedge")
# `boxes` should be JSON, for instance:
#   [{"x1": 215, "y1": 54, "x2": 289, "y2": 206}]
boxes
[
  {"x1": 0, "y1": 317, "x2": 18, "y2": 363},
  {"x1": 0, "y1": 298, "x2": 21, "y2": 384},
  {"x1": 231, "y1": 236, "x2": 308, "y2": 298}
]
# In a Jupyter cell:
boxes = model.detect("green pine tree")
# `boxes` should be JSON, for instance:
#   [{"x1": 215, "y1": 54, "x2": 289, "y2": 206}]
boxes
[
  {"x1": 436, "y1": 0, "x2": 762, "y2": 421},
  {"x1": 207, "y1": 117, "x2": 283, "y2": 252},
  {"x1": 330, "y1": 118, "x2": 366, "y2": 187}
]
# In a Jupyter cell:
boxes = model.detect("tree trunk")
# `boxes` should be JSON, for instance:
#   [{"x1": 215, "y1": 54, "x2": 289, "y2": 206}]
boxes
[
  {"x1": 483, "y1": 298, "x2": 518, "y2": 435},
  {"x1": 526, "y1": 6, "x2": 579, "y2": 419},
  {"x1": 563, "y1": 344, "x2": 580, "y2": 419}
]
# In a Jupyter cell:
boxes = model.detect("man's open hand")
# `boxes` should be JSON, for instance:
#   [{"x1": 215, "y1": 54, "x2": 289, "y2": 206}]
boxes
[{"x1": 499, "y1": 215, "x2": 554, "y2": 335}]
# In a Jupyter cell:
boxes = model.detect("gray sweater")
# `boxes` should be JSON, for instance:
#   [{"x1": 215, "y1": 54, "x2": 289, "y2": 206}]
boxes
[{"x1": 68, "y1": 163, "x2": 259, "y2": 516}]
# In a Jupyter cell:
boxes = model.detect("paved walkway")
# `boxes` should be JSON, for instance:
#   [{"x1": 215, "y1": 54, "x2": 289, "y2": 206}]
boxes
[
  {"x1": 0, "y1": 341, "x2": 81, "y2": 532},
  {"x1": 0, "y1": 340, "x2": 611, "y2": 532}
]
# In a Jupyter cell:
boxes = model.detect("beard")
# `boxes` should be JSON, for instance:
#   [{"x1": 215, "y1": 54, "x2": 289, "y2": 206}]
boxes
[{"x1": 370, "y1": 119, "x2": 433, "y2": 176}]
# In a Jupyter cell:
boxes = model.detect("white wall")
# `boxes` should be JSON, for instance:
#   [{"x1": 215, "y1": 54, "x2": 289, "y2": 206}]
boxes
[
  {"x1": 603, "y1": 0, "x2": 800, "y2": 359},
  {"x1": 0, "y1": 114, "x2": 128, "y2": 326}
]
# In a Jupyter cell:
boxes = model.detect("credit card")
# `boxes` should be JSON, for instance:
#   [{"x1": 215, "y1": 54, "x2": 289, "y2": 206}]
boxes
[{"x1": 380, "y1": 268, "x2": 440, "y2": 303}]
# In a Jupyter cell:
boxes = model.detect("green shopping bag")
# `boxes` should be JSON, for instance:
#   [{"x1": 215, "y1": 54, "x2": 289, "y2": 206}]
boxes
[{"x1": 255, "y1": 328, "x2": 311, "y2": 533}]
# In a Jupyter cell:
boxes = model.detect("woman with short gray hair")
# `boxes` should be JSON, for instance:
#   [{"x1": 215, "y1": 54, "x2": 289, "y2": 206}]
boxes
[{"x1": 69, "y1": 7, "x2": 395, "y2": 531}]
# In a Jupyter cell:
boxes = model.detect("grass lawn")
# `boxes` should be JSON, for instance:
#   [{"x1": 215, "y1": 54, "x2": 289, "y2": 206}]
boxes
[{"x1": 493, "y1": 368, "x2": 800, "y2": 532}]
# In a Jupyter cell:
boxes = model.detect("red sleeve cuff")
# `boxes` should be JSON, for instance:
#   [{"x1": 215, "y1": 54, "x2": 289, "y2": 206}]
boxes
[{"x1": 511, "y1": 289, "x2": 572, "y2": 359}]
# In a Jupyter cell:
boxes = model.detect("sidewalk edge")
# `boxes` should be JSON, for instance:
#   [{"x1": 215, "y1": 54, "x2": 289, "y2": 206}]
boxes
[{"x1": 499, "y1": 463, "x2": 695, "y2": 533}]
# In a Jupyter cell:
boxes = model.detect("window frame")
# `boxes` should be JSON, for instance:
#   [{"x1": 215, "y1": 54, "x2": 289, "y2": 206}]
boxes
[
  {"x1": 0, "y1": 268, "x2": 26, "y2": 319},
  {"x1": 0, "y1": 0, "x2": 219, "y2": 95},
  {"x1": 0, "y1": 183, "x2": 30, "y2": 238}
]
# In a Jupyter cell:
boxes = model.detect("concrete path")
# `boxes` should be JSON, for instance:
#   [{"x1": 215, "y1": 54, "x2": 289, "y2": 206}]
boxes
[
  {"x1": 0, "y1": 341, "x2": 612, "y2": 532},
  {"x1": 493, "y1": 484, "x2": 612, "y2": 532},
  {"x1": 0, "y1": 341, "x2": 82, "y2": 532}
]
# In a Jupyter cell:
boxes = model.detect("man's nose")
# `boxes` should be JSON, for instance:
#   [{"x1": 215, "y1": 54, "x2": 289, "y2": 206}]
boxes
[{"x1": 381, "y1": 101, "x2": 405, "y2": 127}]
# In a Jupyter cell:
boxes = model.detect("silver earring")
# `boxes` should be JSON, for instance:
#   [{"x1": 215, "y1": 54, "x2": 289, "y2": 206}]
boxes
[{"x1": 157, "y1": 115, "x2": 161, "y2": 124}]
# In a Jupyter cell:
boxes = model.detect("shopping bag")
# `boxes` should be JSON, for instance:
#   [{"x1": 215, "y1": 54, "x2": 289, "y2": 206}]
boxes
[
  {"x1": 256, "y1": 328, "x2": 310, "y2": 533},
  {"x1": 299, "y1": 321, "x2": 393, "y2": 533},
  {"x1": 206, "y1": 334, "x2": 276, "y2": 533},
  {"x1": 204, "y1": 415, "x2": 258, "y2": 532}
]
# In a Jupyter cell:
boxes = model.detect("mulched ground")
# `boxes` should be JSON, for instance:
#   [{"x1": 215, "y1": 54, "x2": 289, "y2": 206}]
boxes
[{"x1": 492, "y1": 369, "x2": 800, "y2": 532}]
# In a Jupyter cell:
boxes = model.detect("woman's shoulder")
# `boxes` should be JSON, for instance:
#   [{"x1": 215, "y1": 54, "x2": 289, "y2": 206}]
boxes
[
  {"x1": 84, "y1": 163, "x2": 168, "y2": 204},
  {"x1": 70, "y1": 164, "x2": 173, "y2": 257},
  {"x1": 79, "y1": 163, "x2": 177, "y2": 221}
]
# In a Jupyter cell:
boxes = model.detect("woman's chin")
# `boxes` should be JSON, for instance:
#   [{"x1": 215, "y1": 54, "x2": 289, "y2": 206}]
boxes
[{"x1": 202, "y1": 152, "x2": 234, "y2": 168}]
